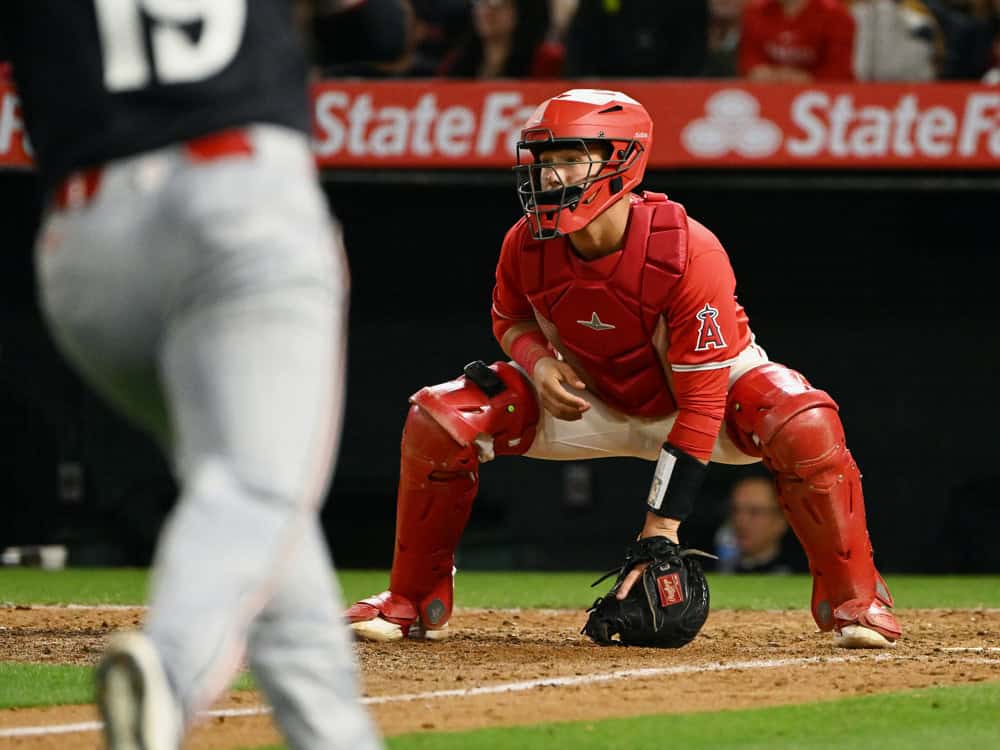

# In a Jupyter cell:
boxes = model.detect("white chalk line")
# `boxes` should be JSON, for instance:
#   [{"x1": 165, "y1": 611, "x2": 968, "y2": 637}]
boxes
[
  {"x1": 2, "y1": 653, "x2": 998, "y2": 738},
  {"x1": 6, "y1": 605, "x2": 1000, "y2": 618}
]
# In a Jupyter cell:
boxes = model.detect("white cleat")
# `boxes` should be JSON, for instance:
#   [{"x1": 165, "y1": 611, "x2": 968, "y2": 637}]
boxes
[
  {"x1": 350, "y1": 617, "x2": 404, "y2": 642},
  {"x1": 96, "y1": 631, "x2": 181, "y2": 750},
  {"x1": 835, "y1": 624, "x2": 896, "y2": 649},
  {"x1": 408, "y1": 621, "x2": 450, "y2": 642},
  {"x1": 349, "y1": 617, "x2": 450, "y2": 643}
]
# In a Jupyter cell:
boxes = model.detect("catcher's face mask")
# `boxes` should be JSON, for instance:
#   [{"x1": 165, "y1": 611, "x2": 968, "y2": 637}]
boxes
[
  {"x1": 512, "y1": 88, "x2": 653, "y2": 240},
  {"x1": 514, "y1": 136, "x2": 639, "y2": 240}
]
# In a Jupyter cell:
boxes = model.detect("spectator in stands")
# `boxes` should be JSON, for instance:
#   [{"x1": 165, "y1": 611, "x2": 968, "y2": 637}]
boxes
[
  {"x1": 314, "y1": 0, "x2": 480, "y2": 78},
  {"x1": 713, "y1": 475, "x2": 805, "y2": 574},
  {"x1": 925, "y1": 0, "x2": 994, "y2": 77},
  {"x1": 405, "y1": 0, "x2": 478, "y2": 76},
  {"x1": 311, "y1": 0, "x2": 418, "y2": 76},
  {"x1": 851, "y1": 0, "x2": 942, "y2": 81},
  {"x1": 983, "y1": 3, "x2": 1000, "y2": 82},
  {"x1": 565, "y1": 0, "x2": 709, "y2": 78},
  {"x1": 438, "y1": 0, "x2": 555, "y2": 78},
  {"x1": 705, "y1": 0, "x2": 747, "y2": 77},
  {"x1": 739, "y1": 0, "x2": 856, "y2": 81}
]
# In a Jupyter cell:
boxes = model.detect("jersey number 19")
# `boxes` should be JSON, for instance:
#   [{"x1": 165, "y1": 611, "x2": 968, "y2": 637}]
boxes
[{"x1": 94, "y1": 0, "x2": 247, "y2": 91}]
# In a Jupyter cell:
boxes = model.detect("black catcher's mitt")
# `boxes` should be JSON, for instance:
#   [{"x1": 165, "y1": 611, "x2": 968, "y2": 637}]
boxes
[{"x1": 582, "y1": 536, "x2": 712, "y2": 648}]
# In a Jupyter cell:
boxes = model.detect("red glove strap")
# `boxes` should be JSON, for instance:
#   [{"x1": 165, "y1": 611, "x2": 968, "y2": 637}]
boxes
[{"x1": 509, "y1": 329, "x2": 551, "y2": 376}]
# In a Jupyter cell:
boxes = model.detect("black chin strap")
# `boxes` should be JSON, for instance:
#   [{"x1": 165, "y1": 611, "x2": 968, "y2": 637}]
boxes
[{"x1": 528, "y1": 185, "x2": 584, "y2": 211}]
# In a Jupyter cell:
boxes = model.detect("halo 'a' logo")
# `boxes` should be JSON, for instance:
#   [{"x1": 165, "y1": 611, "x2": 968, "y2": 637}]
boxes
[
  {"x1": 682, "y1": 90, "x2": 782, "y2": 158},
  {"x1": 694, "y1": 303, "x2": 727, "y2": 351}
]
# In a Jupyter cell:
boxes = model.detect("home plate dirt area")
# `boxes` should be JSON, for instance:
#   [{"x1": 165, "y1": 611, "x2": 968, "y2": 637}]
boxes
[{"x1": 0, "y1": 606, "x2": 998, "y2": 749}]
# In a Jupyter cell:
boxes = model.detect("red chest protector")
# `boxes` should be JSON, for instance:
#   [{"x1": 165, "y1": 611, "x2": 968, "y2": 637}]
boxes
[{"x1": 517, "y1": 192, "x2": 689, "y2": 417}]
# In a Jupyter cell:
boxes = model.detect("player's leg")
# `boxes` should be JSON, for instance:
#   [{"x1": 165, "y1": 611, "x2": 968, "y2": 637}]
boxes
[
  {"x1": 347, "y1": 345, "x2": 772, "y2": 641},
  {"x1": 347, "y1": 361, "x2": 540, "y2": 641},
  {"x1": 248, "y1": 518, "x2": 380, "y2": 750},
  {"x1": 142, "y1": 126, "x2": 381, "y2": 744},
  {"x1": 36, "y1": 156, "x2": 186, "y2": 749},
  {"x1": 35, "y1": 163, "x2": 173, "y2": 451},
  {"x1": 725, "y1": 362, "x2": 901, "y2": 648}
]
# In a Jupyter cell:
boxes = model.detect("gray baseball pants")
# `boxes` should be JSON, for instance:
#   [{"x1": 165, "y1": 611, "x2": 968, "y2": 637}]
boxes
[{"x1": 35, "y1": 124, "x2": 381, "y2": 750}]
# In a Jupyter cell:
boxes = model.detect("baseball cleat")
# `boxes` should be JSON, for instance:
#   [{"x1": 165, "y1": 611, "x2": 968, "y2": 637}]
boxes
[
  {"x1": 349, "y1": 616, "x2": 451, "y2": 643},
  {"x1": 350, "y1": 616, "x2": 405, "y2": 642},
  {"x1": 96, "y1": 631, "x2": 181, "y2": 750},
  {"x1": 406, "y1": 621, "x2": 450, "y2": 641},
  {"x1": 832, "y1": 598, "x2": 901, "y2": 649},
  {"x1": 347, "y1": 591, "x2": 451, "y2": 642},
  {"x1": 834, "y1": 624, "x2": 897, "y2": 649}
]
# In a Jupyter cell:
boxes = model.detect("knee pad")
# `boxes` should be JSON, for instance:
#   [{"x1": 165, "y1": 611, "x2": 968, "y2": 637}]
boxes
[
  {"x1": 411, "y1": 360, "x2": 540, "y2": 458},
  {"x1": 726, "y1": 363, "x2": 897, "y2": 637},
  {"x1": 725, "y1": 363, "x2": 838, "y2": 458}
]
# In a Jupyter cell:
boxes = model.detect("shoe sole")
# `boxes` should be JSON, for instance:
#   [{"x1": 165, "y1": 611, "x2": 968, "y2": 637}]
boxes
[
  {"x1": 835, "y1": 624, "x2": 896, "y2": 649},
  {"x1": 350, "y1": 617, "x2": 404, "y2": 642},
  {"x1": 97, "y1": 651, "x2": 148, "y2": 750},
  {"x1": 350, "y1": 618, "x2": 450, "y2": 643},
  {"x1": 96, "y1": 633, "x2": 176, "y2": 750}
]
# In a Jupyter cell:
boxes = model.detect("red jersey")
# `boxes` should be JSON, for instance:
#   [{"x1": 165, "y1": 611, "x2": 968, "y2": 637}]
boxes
[
  {"x1": 492, "y1": 193, "x2": 753, "y2": 460},
  {"x1": 739, "y1": 0, "x2": 855, "y2": 81}
]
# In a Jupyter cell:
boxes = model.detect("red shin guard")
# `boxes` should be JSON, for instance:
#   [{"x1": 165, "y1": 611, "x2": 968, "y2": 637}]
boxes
[
  {"x1": 383, "y1": 362, "x2": 539, "y2": 631},
  {"x1": 387, "y1": 405, "x2": 478, "y2": 628},
  {"x1": 726, "y1": 364, "x2": 900, "y2": 640}
]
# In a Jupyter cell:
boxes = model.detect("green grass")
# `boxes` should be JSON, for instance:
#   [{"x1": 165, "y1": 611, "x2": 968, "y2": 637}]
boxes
[
  {"x1": 0, "y1": 663, "x2": 99, "y2": 709},
  {"x1": 3, "y1": 569, "x2": 998, "y2": 610},
  {"x1": 0, "y1": 568, "x2": 150, "y2": 605},
  {"x1": 0, "y1": 662, "x2": 256, "y2": 709},
  {"x1": 1, "y1": 570, "x2": 997, "y2": 749},
  {"x1": 242, "y1": 683, "x2": 1000, "y2": 750}
]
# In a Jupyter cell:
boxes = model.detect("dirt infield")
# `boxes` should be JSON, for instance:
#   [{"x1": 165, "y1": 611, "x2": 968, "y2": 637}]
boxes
[{"x1": 1, "y1": 605, "x2": 998, "y2": 749}]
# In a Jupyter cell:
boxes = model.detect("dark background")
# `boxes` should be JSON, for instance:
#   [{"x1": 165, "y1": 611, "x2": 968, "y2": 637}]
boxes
[{"x1": 2, "y1": 169, "x2": 998, "y2": 573}]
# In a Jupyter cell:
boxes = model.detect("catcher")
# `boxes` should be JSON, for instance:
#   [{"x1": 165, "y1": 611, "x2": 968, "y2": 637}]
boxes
[{"x1": 348, "y1": 89, "x2": 901, "y2": 649}]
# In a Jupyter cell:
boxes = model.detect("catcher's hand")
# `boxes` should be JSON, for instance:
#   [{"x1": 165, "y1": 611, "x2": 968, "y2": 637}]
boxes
[{"x1": 582, "y1": 536, "x2": 713, "y2": 648}]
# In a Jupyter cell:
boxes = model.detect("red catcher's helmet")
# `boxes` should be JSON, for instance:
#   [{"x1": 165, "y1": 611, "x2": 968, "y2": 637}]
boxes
[{"x1": 514, "y1": 89, "x2": 652, "y2": 240}]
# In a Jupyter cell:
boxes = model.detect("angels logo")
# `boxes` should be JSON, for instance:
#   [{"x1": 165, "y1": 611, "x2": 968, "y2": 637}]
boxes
[
  {"x1": 657, "y1": 573, "x2": 685, "y2": 607},
  {"x1": 694, "y1": 303, "x2": 727, "y2": 351}
]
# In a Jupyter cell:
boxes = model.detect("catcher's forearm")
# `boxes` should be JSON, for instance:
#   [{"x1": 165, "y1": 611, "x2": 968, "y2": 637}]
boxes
[
  {"x1": 640, "y1": 513, "x2": 680, "y2": 542},
  {"x1": 644, "y1": 443, "x2": 708, "y2": 521}
]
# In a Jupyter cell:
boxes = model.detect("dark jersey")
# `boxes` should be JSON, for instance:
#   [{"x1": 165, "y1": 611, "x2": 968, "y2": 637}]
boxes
[{"x1": 2, "y1": 0, "x2": 309, "y2": 192}]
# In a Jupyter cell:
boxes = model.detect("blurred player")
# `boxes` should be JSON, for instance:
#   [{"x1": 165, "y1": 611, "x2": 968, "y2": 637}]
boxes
[
  {"x1": 1, "y1": 1, "x2": 407, "y2": 748},
  {"x1": 348, "y1": 88, "x2": 901, "y2": 650}
]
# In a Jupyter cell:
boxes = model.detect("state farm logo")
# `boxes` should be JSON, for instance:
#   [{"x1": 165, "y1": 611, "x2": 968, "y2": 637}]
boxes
[
  {"x1": 682, "y1": 90, "x2": 782, "y2": 158},
  {"x1": 313, "y1": 90, "x2": 535, "y2": 159},
  {"x1": 681, "y1": 89, "x2": 1000, "y2": 162},
  {"x1": 788, "y1": 91, "x2": 1000, "y2": 158}
]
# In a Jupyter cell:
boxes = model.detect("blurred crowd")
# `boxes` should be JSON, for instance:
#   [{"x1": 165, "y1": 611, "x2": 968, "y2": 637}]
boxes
[
  {"x1": 308, "y1": 0, "x2": 1000, "y2": 82},
  {"x1": 1, "y1": 2, "x2": 997, "y2": 85}
]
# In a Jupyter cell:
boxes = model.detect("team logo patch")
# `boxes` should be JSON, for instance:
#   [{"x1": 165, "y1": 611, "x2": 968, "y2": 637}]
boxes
[
  {"x1": 424, "y1": 599, "x2": 446, "y2": 626},
  {"x1": 694, "y1": 303, "x2": 727, "y2": 351},
  {"x1": 577, "y1": 312, "x2": 616, "y2": 331},
  {"x1": 657, "y1": 573, "x2": 685, "y2": 607}
]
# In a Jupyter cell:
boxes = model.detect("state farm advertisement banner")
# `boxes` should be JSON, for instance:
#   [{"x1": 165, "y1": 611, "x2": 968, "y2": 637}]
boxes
[{"x1": 3, "y1": 80, "x2": 999, "y2": 170}]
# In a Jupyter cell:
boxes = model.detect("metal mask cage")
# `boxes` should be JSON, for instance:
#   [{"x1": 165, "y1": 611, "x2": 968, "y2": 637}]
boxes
[{"x1": 513, "y1": 132, "x2": 643, "y2": 238}]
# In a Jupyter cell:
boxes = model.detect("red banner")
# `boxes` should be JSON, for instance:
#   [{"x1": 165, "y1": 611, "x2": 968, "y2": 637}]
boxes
[{"x1": 3, "y1": 80, "x2": 1000, "y2": 170}]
